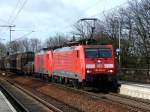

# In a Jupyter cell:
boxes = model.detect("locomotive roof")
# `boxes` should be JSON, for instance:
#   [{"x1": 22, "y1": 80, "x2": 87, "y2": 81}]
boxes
[
  {"x1": 36, "y1": 44, "x2": 113, "y2": 54},
  {"x1": 40, "y1": 38, "x2": 97, "y2": 51},
  {"x1": 53, "y1": 44, "x2": 113, "y2": 52},
  {"x1": 83, "y1": 44, "x2": 113, "y2": 48},
  {"x1": 54, "y1": 46, "x2": 75, "y2": 52}
]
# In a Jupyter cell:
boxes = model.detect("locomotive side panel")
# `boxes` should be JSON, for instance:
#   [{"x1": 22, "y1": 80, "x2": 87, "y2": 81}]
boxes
[
  {"x1": 34, "y1": 51, "x2": 47, "y2": 75},
  {"x1": 53, "y1": 47, "x2": 83, "y2": 81}
]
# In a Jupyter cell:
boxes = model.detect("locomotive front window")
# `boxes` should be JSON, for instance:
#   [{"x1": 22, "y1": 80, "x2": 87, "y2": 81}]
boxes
[
  {"x1": 85, "y1": 48, "x2": 112, "y2": 58},
  {"x1": 85, "y1": 48, "x2": 98, "y2": 58},
  {"x1": 98, "y1": 48, "x2": 112, "y2": 58}
]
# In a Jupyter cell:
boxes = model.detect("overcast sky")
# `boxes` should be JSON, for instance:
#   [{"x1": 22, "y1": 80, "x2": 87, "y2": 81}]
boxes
[{"x1": 0, "y1": 0, "x2": 128, "y2": 42}]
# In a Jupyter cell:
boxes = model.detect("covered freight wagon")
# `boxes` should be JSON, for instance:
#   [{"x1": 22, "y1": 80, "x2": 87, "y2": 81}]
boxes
[
  {"x1": 16, "y1": 52, "x2": 34, "y2": 74},
  {"x1": 0, "y1": 57, "x2": 5, "y2": 70}
]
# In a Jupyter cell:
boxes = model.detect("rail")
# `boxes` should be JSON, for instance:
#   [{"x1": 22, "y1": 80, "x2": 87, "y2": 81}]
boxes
[
  {"x1": 0, "y1": 79, "x2": 63, "y2": 112},
  {"x1": 0, "y1": 85, "x2": 29, "y2": 112}
]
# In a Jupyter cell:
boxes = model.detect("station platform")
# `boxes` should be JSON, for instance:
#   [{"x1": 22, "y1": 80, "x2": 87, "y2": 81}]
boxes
[
  {"x1": 0, "y1": 91, "x2": 16, "y2": 112},
  {"x1": 119, "y1": 81, "x2": 150, "y2": 100}
]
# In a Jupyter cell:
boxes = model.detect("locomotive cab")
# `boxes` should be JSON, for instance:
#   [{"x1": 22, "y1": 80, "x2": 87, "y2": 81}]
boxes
[
  {"x1": 85, "y1": 47, "x2": 116, "y2": 75},
  {"x1": 83, "y1": 45, "x2": 118, "y2": 88}
]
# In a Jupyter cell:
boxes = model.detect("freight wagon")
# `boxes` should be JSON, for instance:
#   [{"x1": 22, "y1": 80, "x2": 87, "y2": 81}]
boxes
[
  {"x1": 0, "y1": 57, "x2": 5, "y2": 70},
  {"x1": 0, "y1": 52, "x2": 34, "y2": 75},
  {"x1": 16, "y1": 52, "x2": 34, "y2": 75}
]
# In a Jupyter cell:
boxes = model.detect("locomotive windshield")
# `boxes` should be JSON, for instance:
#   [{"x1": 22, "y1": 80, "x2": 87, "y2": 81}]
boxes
[{"x1": 85, "y1": 48, "x2": 112, "y2": 58}]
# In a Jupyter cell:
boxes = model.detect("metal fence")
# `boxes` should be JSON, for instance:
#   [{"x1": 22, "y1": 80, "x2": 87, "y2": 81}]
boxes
[{"x1": 118, "y1": 68, "x2": 150, "y2": 84}]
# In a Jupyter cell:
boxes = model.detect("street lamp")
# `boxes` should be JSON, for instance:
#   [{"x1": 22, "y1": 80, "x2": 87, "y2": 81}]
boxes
[{"x1": 114, "y1": 16, "x2": 121, "y2": 68}]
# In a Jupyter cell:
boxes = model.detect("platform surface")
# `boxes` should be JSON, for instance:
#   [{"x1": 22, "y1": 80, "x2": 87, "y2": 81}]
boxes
[
  {"x1": 0, "y1": 91, "x2": 16, "y2": 112},
  {"x1": 120, "y1": 81, "x2": 150, "y2": 88},
  {"x1": 119, "y1": 81, "x2": 150, "y2": 100}
]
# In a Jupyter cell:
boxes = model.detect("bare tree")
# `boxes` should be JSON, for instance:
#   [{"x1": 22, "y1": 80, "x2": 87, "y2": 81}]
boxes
[
  {"x1": 0, "y1": 42, "x2": 6, "y2": 57},
  {"x1": 73, "y1": 22, "x2": 89, "y2": 39},
  {"x1": 128, "y1": 0, "x2": 150, "y2": 73},
  {"x1": 2, "y1": 38, "x2": 42, "y2": 54},
  {"x1": 9, "y1": 41, "x2": 23, "y2": 53},
  {"x1": 46, "y1": 33, "x2": 68, "y2": 47},
  {"x1": 72, "y1": 19, "x2": 100, "y2": 40},
  {"x1": 30, "y1": 38, "x2": 41, "y2": 52},
  {"x1": 20, "y1": 38, "x2": 31, "y2": 52}
]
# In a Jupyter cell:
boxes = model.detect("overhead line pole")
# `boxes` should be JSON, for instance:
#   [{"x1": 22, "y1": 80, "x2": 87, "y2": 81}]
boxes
[
  {"x1": 0, "y1": 25, "x2": 16, "y2": 42},
  {"x1": 80, "y1": 18, "x2": 98, "y2": 39},
  {"x1": 0, "y1": 25, "x2": 15, "y2": 55}
]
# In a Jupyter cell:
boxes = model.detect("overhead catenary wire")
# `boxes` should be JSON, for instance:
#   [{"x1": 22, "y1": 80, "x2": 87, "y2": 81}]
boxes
[
  {"x1": 37, "y1": 0, "x2": 105, "y2": 34},
  {"x1": 54, "y1": 1, "x2": 129, "y2": 32},
  {"x1": 80, "y1": 0, "x2": 102, "y2": 13},
  {"x1": 10, "y1": 0, "x2": 28, "y2": 24},
  {"x1": 10, "y1": 0, "x2": 28, "y2": 25},
  {"x1": 53, "y1": 1, "x2": 129, "y2": 36},
  {"x1": 11, "y1": 30, "x2": 35, "y2": 42},
  {"x1": 8, "y1": 0, "x2": 21, "y2": 24},
  {"x1": 89, "y1": 1, "x2": 129, "y2": 18},
  {"x1": 0, "y1": 0, "x2": 28, "y2": 42},
  {"x1": 0, "y1": 0, "x2": 21, "y2": 36},
  {"x1": 6, "y1": 0, "x2": 128, "y2": 38},
  {"x1": 0, "y1": 0, "x2": 129, "y2": 42},
  {"x1": 25, "y1": 1, "x2": 131, "y2": 41}
]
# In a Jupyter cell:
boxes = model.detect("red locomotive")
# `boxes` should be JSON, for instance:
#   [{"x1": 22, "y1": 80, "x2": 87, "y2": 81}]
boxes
[
  {"x1": 34, "y1": 50, "x2": 53, "y2": 78},
  {"x1": 34, "y1": 45, "x2": 118, "y2": 89}
]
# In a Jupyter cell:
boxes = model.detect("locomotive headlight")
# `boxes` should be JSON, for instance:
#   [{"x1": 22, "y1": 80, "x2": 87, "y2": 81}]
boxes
[
  {"x1": 108, "y1": 70, "x2": 113, "y2": 73},
  {"x1": 104, "y1": 64, "x2": 113, "y2": 68},
  {"x1": 86, "y1": 69, "x2": 92, "y2": 73}
]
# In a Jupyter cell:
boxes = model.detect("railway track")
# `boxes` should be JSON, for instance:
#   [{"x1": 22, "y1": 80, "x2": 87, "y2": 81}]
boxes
[
  {"x1": 98, "y1": 93, "x2": 150, "y2": 112},
  {"x1": 51, "y1": 82, "x2": 150, "y2": 112},
  {"x1": 1, "y1": 71, "x2": 150, "y2": 112},
  {"x1": 0, "y1": 79, "x2": 63, "y2": 112},
  {"x1": 0, "y1": 85, "x2": 29, "y2": 112}
]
